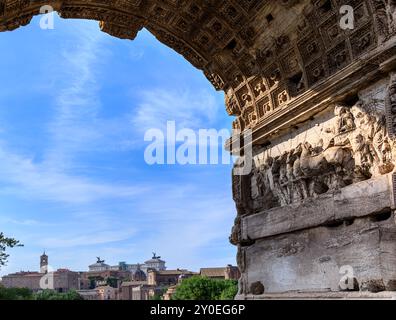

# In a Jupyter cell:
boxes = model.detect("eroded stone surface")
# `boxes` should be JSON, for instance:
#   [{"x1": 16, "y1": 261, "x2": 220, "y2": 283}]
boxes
[
  {"x1": 240, "y1": 213, "x2": 396, "y2": 294},
  {"x1": 240, "y1": 174, "x2": 393, "y2": 241}
]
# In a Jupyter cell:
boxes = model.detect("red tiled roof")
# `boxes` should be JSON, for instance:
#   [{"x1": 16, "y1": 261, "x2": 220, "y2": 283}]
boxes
[{"x1": 200, "y1": 268, "x2": 226, "y2": 278}]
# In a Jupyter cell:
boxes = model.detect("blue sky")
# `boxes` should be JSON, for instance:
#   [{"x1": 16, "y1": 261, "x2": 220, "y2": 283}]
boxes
[{"x1": 0, "y1": 15, "x2": 236, "y2": 276}]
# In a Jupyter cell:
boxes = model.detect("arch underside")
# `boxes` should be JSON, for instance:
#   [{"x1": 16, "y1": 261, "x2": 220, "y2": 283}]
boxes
[{"x1": 1, "y1": 0, "x2": 395, "y2": 143}]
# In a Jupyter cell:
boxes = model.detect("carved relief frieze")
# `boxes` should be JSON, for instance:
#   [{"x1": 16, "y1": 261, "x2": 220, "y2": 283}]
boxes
[
  {"x1": 386, "y1": 73, "x2": 396, "y2": 138},
  {"x1": 233, "y1": 97, "x2": 396, "y2": 214}
]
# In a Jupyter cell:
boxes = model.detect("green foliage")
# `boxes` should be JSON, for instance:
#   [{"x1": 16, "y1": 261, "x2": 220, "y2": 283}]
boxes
[
  {"x1": 150, "y1": 287, "x2": 168, "y2": 301},
  {"x1": 172, "y1": 276, "x2": 238, "y2": 301},
  {"x1": 106, "y1": 277, "x2": 118, "y2": 288},
  {"x1": 0, "y1": 232, "x2": 23, "y2": 268},
  {"x1": 89, "y1": 278, "x2": 96, "y2": 290},
  {"x1": 219, "y1": 282, "x2": 238, "y2": 300},
  {"x1": 33, "y1": 289, "x2": 83, "y2": 300},
  {"x1": 88, "y1": 276, "x2": 104, "y2": 289},
  {"x1": 0, "y1": 286, "x2": 33, "y2": 300},
  {"x1": 150, "y1": 293, "x2": 164, "y2": 301}
]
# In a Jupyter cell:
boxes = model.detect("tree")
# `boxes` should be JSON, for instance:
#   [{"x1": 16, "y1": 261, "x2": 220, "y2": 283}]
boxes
[
  {"x1": 88, "y1": 276, "x2": 104, "y2": 289},
  {"x1": 106, "y1": 277, "x2": 118, "y2": 288},
  {"x1": 150, "y1": 287, "x2": 168, "y2": 301},
  {"x1": 0, "y1": 232, "x2": 23, "y2": 268},
  {"x1": 219, "y1": 282, "x2": 238, "y2": 300},
  {"x1": 63, "y1": 290, "x2": 84, "y2": 300},
  {"x1": 150, "y1": 293, "x2": 164, "y2": 301},
  {"x1": 33, "y1": 289, "x2": 83, "y2": 300},
  {"x1": 0, "y1": 286, "x2": 33, "y2": 300},
  {"x1": 172, "y1": 276, "x2": 238, "y2": 300}
]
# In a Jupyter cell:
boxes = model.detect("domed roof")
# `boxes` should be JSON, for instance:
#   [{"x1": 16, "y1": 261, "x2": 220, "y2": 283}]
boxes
[{"x1": 132, "y1": 265, "x2": 146, "y2": 282}]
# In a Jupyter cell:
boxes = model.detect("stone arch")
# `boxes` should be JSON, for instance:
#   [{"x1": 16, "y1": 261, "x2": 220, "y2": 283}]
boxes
[
  {"x1": 2, "y1": 0, "x2": 396, "y2": 298},
  {"x1": 1, "y1": 0, "x2": 395, "y2": 136},
  {"x1": 0, "y1": 0, "x2": 262, "y2": 91}
]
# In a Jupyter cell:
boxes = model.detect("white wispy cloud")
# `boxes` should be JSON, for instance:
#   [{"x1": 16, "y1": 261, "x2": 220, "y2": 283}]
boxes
[
  {"x1": 0, "y1": 22, "x2": 145, "y2": 204},
  {"x1": 37, "y1": 228, "x2": 136, "y2": 248},
  {"x1": 132, "y1": 88, "x2": 220, "y2": 133},
  {"x1": 0, "y1": 19, "x2": 237, "y2": 275},
  {"x1": 0, "y1": 142, "x2": 145, "y2": 204},
  {"x1": 0, "y1": 217, "x2": 56, "y2": 227},
  {"x1": 44, "y1": 23, "x2": 107, "y2": 168},
  {"x1": 119, "y1": 175, "x2": 236, "y2": 270}
]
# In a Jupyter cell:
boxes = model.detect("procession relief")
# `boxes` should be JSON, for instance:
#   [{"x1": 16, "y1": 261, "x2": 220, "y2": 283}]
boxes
[{"x1": 232, "y1": 82, "x2": 396, "y2": 216}]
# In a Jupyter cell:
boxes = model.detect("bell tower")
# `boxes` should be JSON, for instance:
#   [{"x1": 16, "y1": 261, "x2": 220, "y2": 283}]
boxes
[{"x1": 40, "y1": 251, "x2": 48, "y2": 274}]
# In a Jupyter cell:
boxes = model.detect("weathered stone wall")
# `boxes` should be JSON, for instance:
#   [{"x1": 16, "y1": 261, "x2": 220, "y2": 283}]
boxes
[
  {"x1": 237, "y1": 175, "x2": 396, "y2": 294},
  {"x1": 2, "y1": 271, "x2": 80, "y2": 292},
  {"x1": 233, "y1": 76, "x2": 396, "y2": 297}
]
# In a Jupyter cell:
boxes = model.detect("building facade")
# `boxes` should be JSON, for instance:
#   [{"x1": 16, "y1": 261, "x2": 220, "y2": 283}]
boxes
[
  {"x1": 147, "y1": 269, "x2": 197, "y2": 287},
  {"x1": 96, "y1": 285, "x2": 117, "y2": 300},
  {"x1": 200, "y1": 265, "x2": 241, "y2": 280},
  {"x1": 88, "y1": 253, "x2": 166, "y2": 276},
  {"x1": 2, "y1": 253, "x2": 80, "y2": 293}
]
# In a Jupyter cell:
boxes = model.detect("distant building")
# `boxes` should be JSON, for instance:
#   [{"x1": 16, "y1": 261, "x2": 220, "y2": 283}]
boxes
[
  {"x1": 131, "y1": 285, "x2": 153, "y2": 300},
  {"x1": 83, "y1": 254, "x2": 165, "y2": 290},
  {"x1": 40, "y1": 252, "x2": 48, "y2": 273},
  {"x1": 120, "y1": 281, "x2": 167, "y2": 301},
  {"x1": 76, "y1": 286, "x2": 118, "y2": 300},
  {"x1": 1, "y1": 252, "x2": 80, "y2": 293},
  {"x1": 163, "y1": 285, "x2": 178, "y2": 300},
  {"x1": 88, "y1": 253, "x2": 166, "y2": 276},
  {"x1": 200, "y1": 265, "x2": 240, "y2": 280},
  {"x1": 76, "y1": 289, "x2": 99, "y2": 300},
  {"x1": 120, "y1": 267, "x2": 196, "y2": 300},
  {"x1": 96, "y1": 285, "x2": 117, "y2": 300},
  {"x1": 80, "y1": 269, "x2": 130, "y2": 289},
  {"x1": 147, "y1": 269, "x2": 197, "y2": 287},
  {"x1": 88, "y1": 258, "x2": 110, "y2": 272},
  {"x1": 78, "y1": 277, "x2": 91, "y2": 290},
  {"x1": 132, "y1": 264, "x2": 147, "y2": 282},
  {"x1": 120, "y1": 281, "x2": 150, "y2": 300},
  {"x1": 142, "y1": 253, "x2": 166, "y2": 274}
]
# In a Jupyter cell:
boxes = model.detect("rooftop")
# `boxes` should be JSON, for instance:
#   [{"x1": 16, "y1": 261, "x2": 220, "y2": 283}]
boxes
[
  {"x1": 200, "y1": 268, "x2": 228, "y2": 278},
  {"x1": 152, "y1": 269, "x2": 197, "y2": 276},
  {"x1": 121, "y1": 281, "x2": 149, "y2": 287},
  {"x1": 4, "y1": 272, "x2": 41, "y2": 277}
]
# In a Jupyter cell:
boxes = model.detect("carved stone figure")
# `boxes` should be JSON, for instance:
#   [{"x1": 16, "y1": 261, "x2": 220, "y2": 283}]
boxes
[
  {"x1": 387, "y1": 0, "x2": 396, "y2": 33},
  {"x1": 246, "y1": 100, "x2": 396, "y2": 210}
]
